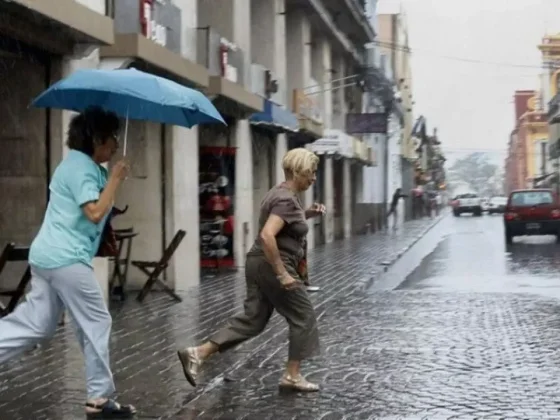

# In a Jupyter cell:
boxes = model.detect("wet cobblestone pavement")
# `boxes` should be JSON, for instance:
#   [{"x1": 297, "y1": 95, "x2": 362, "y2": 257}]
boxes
[{"x1": 6, "y1": 213, "x2": 560, "y2": 419}]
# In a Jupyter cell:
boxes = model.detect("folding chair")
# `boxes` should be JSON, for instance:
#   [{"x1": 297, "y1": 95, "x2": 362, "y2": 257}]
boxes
[
  {"x1": 132, "y1": 230, "x2": 186, "y2": 303},
  {"x1": 0, "y1": 243, "x2": 31, "y2": 316}
]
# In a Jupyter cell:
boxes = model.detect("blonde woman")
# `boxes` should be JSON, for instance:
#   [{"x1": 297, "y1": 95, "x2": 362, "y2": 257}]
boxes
[{"x1": 178, "y1": 148, "x2": 325, "y2": 392}]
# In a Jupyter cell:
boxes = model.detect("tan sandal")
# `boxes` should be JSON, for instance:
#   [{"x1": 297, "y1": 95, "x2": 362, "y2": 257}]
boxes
[{"x1": 278, "y1": 374, "x2": 319, "y2": 392}]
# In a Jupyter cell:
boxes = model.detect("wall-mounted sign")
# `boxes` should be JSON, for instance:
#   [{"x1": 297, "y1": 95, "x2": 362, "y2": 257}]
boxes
[
  {"x1": 292, "y1": 89, "x2": 322, "y2": 124},
  {"x1": 220, "y1": 37, "x2": 239, "y2": 83},
  {"x1": 310, "y1": 129, "x2": 353, "y2": 158},
  {"x1": 142, "y1": 0, "x2": 167, "y2": 46},
  {"x1": 115, "y1": 0, "x2": 181, "y2": 53},
  {"x1": 351, "y1": 138, "x2": 368, "y2": 161},
  {"x1": 346, "y1": 112, "x2": 388, "y2": 134}
]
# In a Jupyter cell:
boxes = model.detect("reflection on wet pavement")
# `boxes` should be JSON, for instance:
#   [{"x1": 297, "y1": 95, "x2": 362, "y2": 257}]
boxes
[
  {"x1": 0, "y1": 218, "x2": 444, "y2": 419},
  {"x1": 400, "y1": 214, "x2": 560, "y2": 298},
  {"x1": 5, "y1": 214, "x2": 560, "y2": 419}
]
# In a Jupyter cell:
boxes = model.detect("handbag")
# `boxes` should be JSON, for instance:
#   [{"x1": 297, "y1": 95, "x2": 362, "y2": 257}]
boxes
[
  {"x1": 297, "y1": 239, "x2": 309, "y2": 286},
  {"x1": 96, "y1": 205, "x2": 128, "y2": 257}
]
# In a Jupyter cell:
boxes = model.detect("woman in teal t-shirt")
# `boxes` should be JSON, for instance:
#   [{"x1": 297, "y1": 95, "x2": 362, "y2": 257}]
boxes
[{"x1": 0, "y1": 108, "x2": 135, "y2": 418}]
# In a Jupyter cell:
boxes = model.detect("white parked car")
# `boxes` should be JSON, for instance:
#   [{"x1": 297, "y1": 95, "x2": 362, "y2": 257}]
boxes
[
  {"x1": 487, "y1": 196, "x2": 507, "y2": 214},
  {"x1": 452, "y1": 193, "x2": 483, "y2": 217}
]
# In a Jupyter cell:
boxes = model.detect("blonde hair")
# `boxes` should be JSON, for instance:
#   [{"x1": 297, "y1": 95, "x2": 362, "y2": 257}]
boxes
[{"x1": 282, "y1": 148, "x2": 319, "y2": 179}]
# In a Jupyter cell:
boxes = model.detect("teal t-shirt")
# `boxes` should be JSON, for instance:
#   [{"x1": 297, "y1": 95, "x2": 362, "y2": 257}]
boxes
[{"x1": 29, "y1": 150, "x2": 111, "y2": 269}]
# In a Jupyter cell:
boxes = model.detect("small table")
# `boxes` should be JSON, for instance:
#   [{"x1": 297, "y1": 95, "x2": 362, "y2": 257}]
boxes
[{"x1": 109, "y1": 228, "x2": 138, "y2": 301}]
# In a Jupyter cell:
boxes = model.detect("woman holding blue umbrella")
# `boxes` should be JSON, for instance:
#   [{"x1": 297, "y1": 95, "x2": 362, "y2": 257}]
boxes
[{"x1": 0, "y1": 107, "x2": 136, "y2": 418}]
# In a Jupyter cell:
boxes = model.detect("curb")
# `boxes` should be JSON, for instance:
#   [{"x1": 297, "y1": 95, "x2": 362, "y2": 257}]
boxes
[{"x1": 381, "y1": 213, "x2": 447, "y2": 272}]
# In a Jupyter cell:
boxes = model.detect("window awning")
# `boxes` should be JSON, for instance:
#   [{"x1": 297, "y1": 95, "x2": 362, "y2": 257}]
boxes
[{"x1": 250, "y1": 99, "x2": 299, "y2": 133}]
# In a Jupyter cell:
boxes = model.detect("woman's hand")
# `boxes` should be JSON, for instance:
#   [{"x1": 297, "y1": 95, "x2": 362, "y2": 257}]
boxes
[
  {"x1": 305, "y1": 202, "x2": 326, "y2": 219},
  {"x1": 278, "y1": 272, "x2": 299, "y2": 290},
  {"x1": 110, "y1": 159, "x2": 130, "y2": 183}
]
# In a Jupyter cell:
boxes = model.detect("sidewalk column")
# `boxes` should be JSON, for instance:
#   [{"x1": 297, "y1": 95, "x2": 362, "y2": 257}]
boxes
[
  {"x1": 275, "y1": 133, "x2": 288, "y2": 183},
  {"x1": 323, "y1": 157, "x2": 334, "y2": 243},
  {"x1": 168, "y1": 126, "x2": 200, "y2": 290},
  {"x1": 343, "y1": 159, "x2": 352, "y2": 238},
  {"x1": 234, "y1": 119, "x2": 254, "y2": 267},
  {"x1": 305, "y1": 144, "x2": 315, "y2": 250}
]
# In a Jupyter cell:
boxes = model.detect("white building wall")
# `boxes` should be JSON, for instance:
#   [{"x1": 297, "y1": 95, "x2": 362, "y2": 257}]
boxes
[
  {"x1": 286, "y1": 11, "x2": 315, "y2": 249},
  {"x1": 362, "y1": 133, "x2": 385, "y2": 204},
  {"x1": 286, "y1": 11, "x2": 311, "y2": 95},
  {"x1": 342, "y1": 159, "x2": 352, "y2": 237},
  {"x1": 387, "y1": 113, "x2": 404, "y2": 224},
  {"x1": 176, "y1": 0, "x2": 198, "y2": 62},
  {"x1": 76, "y1": 0, "x2": 105, "y2": 14},
  {"x1": 234, "y1": 121, "x2": 254, "y2": 266}
]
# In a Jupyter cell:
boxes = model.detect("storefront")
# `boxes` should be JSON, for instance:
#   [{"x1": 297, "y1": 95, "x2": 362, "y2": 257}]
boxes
[
  {"x1": 0, "y1": 1, "x2": 114, "y2": 289},
  {"x1": 197, "y1": 28, "x2": 263, "y2": 272},
  {"x1": 288, "y1": 88, "x2": 323, "y2": 248},
  {"x1": 351, "y1": 137, "x2": 375, "y2": 232},
  {"x1": 250, "y1": 99, "x2": 300, "y2": 235},
  {"x1": 99, "y1": 0, "x2": 212, "y2": 289},
  {"x1": 310, "y1": 129, "x2": 353, "y2": 242}
]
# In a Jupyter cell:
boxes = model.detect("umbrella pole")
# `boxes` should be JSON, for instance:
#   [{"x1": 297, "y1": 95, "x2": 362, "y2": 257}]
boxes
[{"x1": 123, "y1": 113, "x2": 129, "y2": 157}]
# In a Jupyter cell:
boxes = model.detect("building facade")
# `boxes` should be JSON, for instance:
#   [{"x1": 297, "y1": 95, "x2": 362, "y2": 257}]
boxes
[
  {"x1": 504, "y1": 90, "x2": 546, "y2": 192},
  {"x1": 0, "y1": 0, "x2": 378, "y2": 293}
]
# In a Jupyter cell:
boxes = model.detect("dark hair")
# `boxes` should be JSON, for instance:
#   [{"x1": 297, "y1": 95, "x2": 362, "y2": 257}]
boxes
[{"x1": 66, "y1": 107, "x2": 120, "y2": 156}]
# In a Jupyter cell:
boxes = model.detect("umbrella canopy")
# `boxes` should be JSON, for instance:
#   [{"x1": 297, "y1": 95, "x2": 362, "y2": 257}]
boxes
[{"x1": 32, "y1": 68, "x2": 225, "y2": 128}]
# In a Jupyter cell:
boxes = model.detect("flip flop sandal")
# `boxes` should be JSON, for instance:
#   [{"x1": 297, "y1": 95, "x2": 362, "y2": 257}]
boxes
[{"x1": 85, "y1": 399, "x2": 137, "y2": 418}]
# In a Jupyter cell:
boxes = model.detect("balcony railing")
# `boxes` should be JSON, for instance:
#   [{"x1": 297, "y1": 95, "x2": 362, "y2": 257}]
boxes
[{"x1": 197, "y1": 26, "x2": 246, "y2": 87}]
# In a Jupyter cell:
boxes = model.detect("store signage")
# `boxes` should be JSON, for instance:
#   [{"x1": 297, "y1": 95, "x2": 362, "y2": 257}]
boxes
[
  {"x1": 310, "y1": 129, "x2": 353, "y2": 158},
  {"x1": 141, "y1": 0, "x2": 168, "y2": 47},
  {"x1": 219, "y1": 37, "x2": 239, "y2": 83},
  {"x1": 292, "y1": 89, "x2": 322, "y2": 124},
  {"x1": 346, "y1": 112, "x2": 388, "y2": 134},
  {"x1": 352, "y1": 138, "x2": 369, "y2": 161}
]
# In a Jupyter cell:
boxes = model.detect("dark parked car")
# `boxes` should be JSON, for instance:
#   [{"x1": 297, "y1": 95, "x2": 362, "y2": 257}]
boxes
[{"x1": 504, "y1": 189, "x2": 560, "y2": 244}]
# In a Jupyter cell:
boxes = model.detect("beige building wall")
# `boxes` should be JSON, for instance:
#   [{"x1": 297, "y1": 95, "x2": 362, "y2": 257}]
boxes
[{"x1": 376, "y1": 11, "x2": 415, "y2": 159}]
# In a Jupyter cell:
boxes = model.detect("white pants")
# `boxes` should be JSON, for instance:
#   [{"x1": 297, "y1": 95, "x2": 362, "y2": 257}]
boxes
[{"x1": 0, "y1": 263, "x2": 115, "y2": 399}]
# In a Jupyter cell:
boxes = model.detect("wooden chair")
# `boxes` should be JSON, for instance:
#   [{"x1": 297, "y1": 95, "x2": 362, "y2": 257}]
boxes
[
  {"x1": 132, "y1": 230, "x2": 186, "y2": 303},
  {"x1": 109, "y1": 227, "x2": 139, "y2": 301},
  {"x1": 0, "y1": 243, "x2": 31, "y2": 316}
]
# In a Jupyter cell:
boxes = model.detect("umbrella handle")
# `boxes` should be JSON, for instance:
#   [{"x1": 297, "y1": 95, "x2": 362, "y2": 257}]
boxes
[{"x1": 123, "y1": 113, "x2": 129, "y2": 157}]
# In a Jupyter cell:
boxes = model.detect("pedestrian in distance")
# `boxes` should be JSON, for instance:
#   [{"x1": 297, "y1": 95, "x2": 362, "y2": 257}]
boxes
[
  {"x1": 387, "y1": 187, "x2": 408, "y2": 229},
  {"x1": 0, "y1": 107, "x2": 136, "y2": 418},
  {"x1": 178, "y1": 147, "x2": 325, "y2": 392}
]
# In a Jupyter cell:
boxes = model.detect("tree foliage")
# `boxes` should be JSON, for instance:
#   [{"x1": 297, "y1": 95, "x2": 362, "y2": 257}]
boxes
[{"x1": 447, "y1": 152, "x2": 502, "y2": 196}]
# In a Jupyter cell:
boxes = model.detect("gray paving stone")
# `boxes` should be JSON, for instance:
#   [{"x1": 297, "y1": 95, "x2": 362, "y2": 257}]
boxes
[{"x1": 0, "y1": 216, "x2": 459, "y2": 419}]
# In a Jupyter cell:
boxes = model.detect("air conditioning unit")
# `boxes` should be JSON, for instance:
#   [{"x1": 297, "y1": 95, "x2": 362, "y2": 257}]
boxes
[
  {"x1": 265, "y1": 70, "x2": 279, "y2": 98},
  {"x1": 250, "y1": 64, "x2": 266, "y2": 97},
  {"x1": 270, "y1": 76, "x2": 287, "y2": 107}
]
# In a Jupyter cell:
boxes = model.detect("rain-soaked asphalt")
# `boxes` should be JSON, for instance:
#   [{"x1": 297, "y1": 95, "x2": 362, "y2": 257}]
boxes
[{"x1": 4, "y1": 212, "x2": 560, "y2": 419}]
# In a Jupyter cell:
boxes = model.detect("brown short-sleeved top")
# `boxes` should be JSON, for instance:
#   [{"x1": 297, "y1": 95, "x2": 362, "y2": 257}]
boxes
[{"x1": 247, "y1": 183, "x2": 308, "y2": 260}]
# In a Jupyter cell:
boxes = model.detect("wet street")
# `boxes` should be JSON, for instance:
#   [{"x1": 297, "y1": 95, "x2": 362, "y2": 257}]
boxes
[{"x1": 4, "y1": 212, "x2": 560, "y2": 419}]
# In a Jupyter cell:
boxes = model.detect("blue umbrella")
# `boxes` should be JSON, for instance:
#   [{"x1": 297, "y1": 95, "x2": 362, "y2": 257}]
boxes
[{"x1": 32, "y1": 68, "x2": 225, "y2": 153}]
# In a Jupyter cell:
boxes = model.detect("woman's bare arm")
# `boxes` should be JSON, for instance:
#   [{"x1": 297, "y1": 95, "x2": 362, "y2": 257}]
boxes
[
  {"x1": 82, "y1": 177, "x2": 120, "y2": 224},
  {"x1": 260, "y1": 214, "x2": 288, "y2": 276}
]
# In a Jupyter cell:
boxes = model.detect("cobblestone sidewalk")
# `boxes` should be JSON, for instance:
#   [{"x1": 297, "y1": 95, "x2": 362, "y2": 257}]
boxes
[{"x1": 0, "y1": 216, "x2": 444, "y2": 419}]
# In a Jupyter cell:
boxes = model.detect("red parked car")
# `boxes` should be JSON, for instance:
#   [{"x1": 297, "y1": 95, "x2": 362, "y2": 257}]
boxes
[{"x1": 503, "y1": 189, "x2": 560, "y2": 244}]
